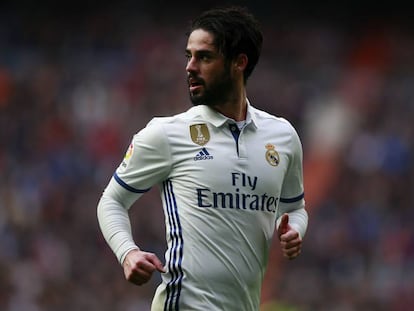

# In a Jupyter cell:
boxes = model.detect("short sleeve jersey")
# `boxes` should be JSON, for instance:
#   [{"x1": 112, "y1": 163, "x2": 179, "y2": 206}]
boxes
[{"x1": 114, "y1": 103, "x2": 305, "y2": 311}]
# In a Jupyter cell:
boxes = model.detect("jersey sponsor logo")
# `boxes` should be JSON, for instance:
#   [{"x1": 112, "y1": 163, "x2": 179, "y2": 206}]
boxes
[
  {"x1": 196, "y1": 172, "x2": 279, "y2": 213},
  {"x1": 265, "y1": 143, "x2": 280, "y2": 166},
  {"x1": 194, "y1": 147, "x2": 213, "y2": 161},
  {"x1": 190, "y1": 123, "x2": 210, "y2": 146}
]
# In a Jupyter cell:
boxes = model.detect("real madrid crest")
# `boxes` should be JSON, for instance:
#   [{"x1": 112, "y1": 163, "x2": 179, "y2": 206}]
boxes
[
  {"x1": 190, "y1": 123, "x2": 210, "y2": 146},
  {"x1": 265, "y1": 143, "x2": 280, "y2": 166}
]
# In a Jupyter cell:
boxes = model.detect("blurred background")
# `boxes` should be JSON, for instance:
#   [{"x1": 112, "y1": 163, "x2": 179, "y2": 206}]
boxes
[{"x1": 0, "y1": 1, "x2": 413, "y2": 310}]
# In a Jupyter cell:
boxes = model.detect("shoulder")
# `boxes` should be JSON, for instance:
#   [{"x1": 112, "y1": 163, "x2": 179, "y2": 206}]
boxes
[
  {"x1": 250, "y1": 106, "x2": 298, "y2": 135},
  {"x1": 133, "y1": 107, "x2": 202, "y2": 147},
  {"x1": 250, "y1": 106, "x2": 303, "y2": 155},
  {"x1": 146, "y1": 106, "x2": 201, "y2": 128}
]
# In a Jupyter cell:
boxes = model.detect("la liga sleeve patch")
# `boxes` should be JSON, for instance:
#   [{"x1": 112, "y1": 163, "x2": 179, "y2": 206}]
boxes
[
  {"x1": 124, "y1": 142, "x2": 134, "y2": 161},
  {"x1": 118, "y1": 141, "x2": 134, "y2": 172}
]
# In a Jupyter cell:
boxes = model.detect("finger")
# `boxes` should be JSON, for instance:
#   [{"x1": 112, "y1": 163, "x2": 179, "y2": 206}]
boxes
[
  {"x1": 129, "y1": 272, "x2": 151, "y2": 285},
  {"x1": 280, "y1": 234, "x2": 297, "y2": 244},
  {"x1": 146, "y1": 254, "x2": 166, "y2": 273},
  {"x1": 125, "y1": 267, "x2": 150, "y2": 283},
  {"x1": 281, "y1": 236, "x2": 301, "y2": 248},
  {"x1": 281, "y1": 238, "x2": 302, "y2": 259},
  {"x1": 134, "y1": 259, "x2": 159, "y2": 273},
  {"x1": 280, "y1": 229, "x2": 299, "y2": 242},
  {"x1": 278, "y1": 213, "x2": 289, "y2": 236},
  {"x1": 284, "y1": 245, "x2": 301, "y2": 256},
  {"x1": 156, "y1": 264, "x2": 166, "y2": 273},
  {"x1": 282, "y1": 242, "x2": 301, "y2": 255},
  {"x1": 284, "y1": 249, "x2": 301, "y2": 260}
]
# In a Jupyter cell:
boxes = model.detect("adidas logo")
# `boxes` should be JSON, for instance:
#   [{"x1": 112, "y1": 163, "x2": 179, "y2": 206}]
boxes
[{"x1": 194, "y1": 147, "x2": 214, "y2": 161}]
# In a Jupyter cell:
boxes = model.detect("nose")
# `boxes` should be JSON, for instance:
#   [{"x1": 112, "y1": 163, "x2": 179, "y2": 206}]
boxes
[{"x1": 186, "y1": 56, "x2": 197, "y2": 73}]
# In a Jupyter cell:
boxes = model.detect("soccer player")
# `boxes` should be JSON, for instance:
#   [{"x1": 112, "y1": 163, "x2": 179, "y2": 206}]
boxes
[{"x1": 97, "y1": 6, "x2": 308, "y2": 310}]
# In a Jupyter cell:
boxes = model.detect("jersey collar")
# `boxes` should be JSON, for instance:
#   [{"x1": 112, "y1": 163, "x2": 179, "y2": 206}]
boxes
[{"x1": 191, "y1": 99, "x2": 258, "y2": 130}]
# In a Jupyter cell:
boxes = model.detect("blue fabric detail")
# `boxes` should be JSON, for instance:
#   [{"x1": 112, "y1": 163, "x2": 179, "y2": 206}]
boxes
[
  {"x1": 113, "y1": 173, "x2": 151, "y2": 193},
  {"x1": 280, "y1": 192, "x2": 305, "y2": 203},
  {"x1": 163, "y1": 180, "x2": 183, "y2": 310}
]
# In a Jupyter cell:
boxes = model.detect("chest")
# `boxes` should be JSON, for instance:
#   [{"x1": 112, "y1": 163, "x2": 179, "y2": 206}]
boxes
[{"x1": 168, "y1": 125, "x2": 291, "y2": 196}]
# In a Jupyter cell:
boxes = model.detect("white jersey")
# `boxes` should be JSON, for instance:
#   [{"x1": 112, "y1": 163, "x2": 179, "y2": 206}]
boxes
[{"x1": 99, "y1": 102, "x2": 307, "y2": 311}]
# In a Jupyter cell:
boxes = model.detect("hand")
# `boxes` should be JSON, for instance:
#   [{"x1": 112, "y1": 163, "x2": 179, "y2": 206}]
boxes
[
  {"x1": 122, "y1": 249, "x2": 166, "y2": 285},
  {"x1": 277, "y1": 213, "x2": 303, "y2": 260}
]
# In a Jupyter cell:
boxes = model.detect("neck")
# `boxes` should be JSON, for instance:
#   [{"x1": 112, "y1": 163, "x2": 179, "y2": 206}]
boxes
[{"x1": 213, "y1": 89, "x2": 247, "y2": 121}]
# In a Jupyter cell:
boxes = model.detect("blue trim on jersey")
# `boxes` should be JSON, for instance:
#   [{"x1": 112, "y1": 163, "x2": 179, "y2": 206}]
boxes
[
  {"x1": 163, "y1": 180, "x2": 183, "y2": 311},
  {"x1": 113, "y1": 173, "x2": 151, "y2": 193},
  {"x1": 229, "y1": 124, "x2": 240, "y2": 155},
  {"x1": 280, "y1": 192, "x2": 304, "y2": 203}
]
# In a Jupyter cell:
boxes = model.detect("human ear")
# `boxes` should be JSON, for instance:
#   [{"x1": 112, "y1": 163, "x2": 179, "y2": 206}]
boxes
[{"x1": 234, "y1": 54, "x2": 248, "y2": 71}]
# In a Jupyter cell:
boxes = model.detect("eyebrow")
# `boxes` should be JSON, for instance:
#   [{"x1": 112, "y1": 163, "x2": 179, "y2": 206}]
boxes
[{"x1": 185, "y1": 49, "x2": 218, "y2": 57}]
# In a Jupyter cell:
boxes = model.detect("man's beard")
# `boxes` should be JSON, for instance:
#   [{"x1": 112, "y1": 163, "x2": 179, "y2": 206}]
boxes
[{"x1": 188, "y1": 68, "x2": 234, "y2": 107}]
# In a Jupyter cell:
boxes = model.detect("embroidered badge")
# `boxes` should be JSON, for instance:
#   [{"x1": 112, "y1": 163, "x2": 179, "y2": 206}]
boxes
[
  {"x1": 190, "y1": 124, "x2": 210, "y2": 146},
  {"x1": 120, "y1": 142, "x2": 134, "y2": 170},
  {"x1": 125, "y1": 143, "x2": 134, "y2": 160},
  {"x1": 265, "y1": 143, "x2": 280, "y2": 166}
]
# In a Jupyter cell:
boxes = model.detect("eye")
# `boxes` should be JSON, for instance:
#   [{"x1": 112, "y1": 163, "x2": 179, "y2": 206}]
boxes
[{"x1": 198, "y1": 52, "x2": 215, "y2": 63}]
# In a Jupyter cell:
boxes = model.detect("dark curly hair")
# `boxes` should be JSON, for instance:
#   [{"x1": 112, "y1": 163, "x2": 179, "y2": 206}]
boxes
[{"x1": 189, "y1": 6, "x2": 263, "y2": 83}]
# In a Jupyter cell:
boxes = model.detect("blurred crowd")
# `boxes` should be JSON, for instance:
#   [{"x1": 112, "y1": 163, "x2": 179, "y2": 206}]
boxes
[{"x1": 0, "y1": 2, "x2": 413, "y2": 311}]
